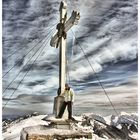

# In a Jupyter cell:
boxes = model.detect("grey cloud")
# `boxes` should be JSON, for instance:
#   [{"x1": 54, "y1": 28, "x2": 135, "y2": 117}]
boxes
[
  {"x1": 21, "y1": 60, "x2": 58, "y2": 72},
  {"x1": 26, "y1": 80, "x2": 46, "y2": 87},
  {"x1": 3, "y1": 94, "x2": 53, "y2": 104},
  {"x1": 2, "y1": 0, "x2": 137, "y2": 116},
  {"x1": 16, "y1": 94, "x2": 53, "y2": 103}
]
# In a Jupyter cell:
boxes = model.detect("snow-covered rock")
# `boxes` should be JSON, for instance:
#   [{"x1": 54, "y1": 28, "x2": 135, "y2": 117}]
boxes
[
  {"x1": 2, "y1": 112, "x2": 138, "y2": 140},
  {"x1": 2, "y1": 114, "x2": 49, "y2": 140}
]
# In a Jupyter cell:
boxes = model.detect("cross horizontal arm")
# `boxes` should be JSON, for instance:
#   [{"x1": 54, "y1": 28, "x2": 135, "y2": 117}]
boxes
[
  {"x1": 50, "y1": 33, "x2": 58, "y2": 48},
  {"x1": 65, "y1": 11, "x2": 80, "y2": 31},
  {"x1": 50, "y1": 11, "x2": 80, "y2": 48}
]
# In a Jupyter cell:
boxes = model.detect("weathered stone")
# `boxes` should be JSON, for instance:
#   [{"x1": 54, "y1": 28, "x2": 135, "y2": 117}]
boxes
[
  {"x1": 53, "y1": 96, "x2": 68, "y2": 119},
  {"x1": 20, "y1": 125, "x2": 92, "y2": 140}
]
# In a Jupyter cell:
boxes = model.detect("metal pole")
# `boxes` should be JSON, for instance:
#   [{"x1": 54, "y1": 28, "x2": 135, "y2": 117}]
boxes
[{"x1": 59, "y1": 1, "x2": 67, "y2": 94}]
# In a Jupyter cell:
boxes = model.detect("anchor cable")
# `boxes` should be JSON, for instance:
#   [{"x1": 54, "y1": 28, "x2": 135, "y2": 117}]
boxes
[
  {"x1": 2, "y1": 27, "x2": 55, "y2": 97},
  {"x1": 66, "y1": 60, "x2": 71, "y2": 84},
  {"x1": 2, "y1": 24, "x2": 57, "y2": 78},
  {"x1": 2, "y1": 29, "x2": 55, "y2": 110},
  {"x1": 71, "y1": 29, "x2": 118, "y2": 116},
  {"x1": 4, "y1": 23, "x2": 57, "y2": 60}
]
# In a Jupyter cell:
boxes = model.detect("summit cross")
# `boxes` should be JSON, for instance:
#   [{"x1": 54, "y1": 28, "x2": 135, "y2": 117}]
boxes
[
  {"x1": 50, "y1": 1, "x2": 80, "y2": 117},
  {"x1": 50, "y1": 1, "x2": 80, "y2": 94}
]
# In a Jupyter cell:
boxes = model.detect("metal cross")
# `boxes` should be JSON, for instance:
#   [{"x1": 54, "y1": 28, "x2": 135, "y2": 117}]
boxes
[{"x1": 50, "y1": 1, "x2": 80, "y2": 94}]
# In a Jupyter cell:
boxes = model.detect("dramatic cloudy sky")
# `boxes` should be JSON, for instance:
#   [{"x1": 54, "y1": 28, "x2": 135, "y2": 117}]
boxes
[{"x1": 2, "y1": 0, "x2": 137, "y2": 117}]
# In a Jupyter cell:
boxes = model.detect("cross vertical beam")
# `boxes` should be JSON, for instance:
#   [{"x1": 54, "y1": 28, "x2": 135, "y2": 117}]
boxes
[{"x1": 59, "y1": 1, "x2": 67, "y2": 94}]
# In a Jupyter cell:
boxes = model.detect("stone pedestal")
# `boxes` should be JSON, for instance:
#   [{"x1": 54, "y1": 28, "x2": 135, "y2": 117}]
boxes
[
  {"x1": 42, "y1": 114, "x2": 70, "y2": 130},
  {"x1": 53, "y1": 96, "x2": 68, "y2": 119},
  {"x1": 51, "y1": 120, "x2": 71, "y2": 130},
  {"x1": 20, "y1": 125, "x2": 92, "y2": 140}
]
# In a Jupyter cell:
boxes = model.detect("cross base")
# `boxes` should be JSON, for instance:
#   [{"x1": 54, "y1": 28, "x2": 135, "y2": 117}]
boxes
[{"x1": 53, "y1": 96, "x2": 68, "y2": 119}]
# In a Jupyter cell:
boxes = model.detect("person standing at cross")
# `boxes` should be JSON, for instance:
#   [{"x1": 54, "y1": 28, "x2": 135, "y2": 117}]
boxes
[{"x1": 57, "y1": 84, "x2": 75, "y2": 120}]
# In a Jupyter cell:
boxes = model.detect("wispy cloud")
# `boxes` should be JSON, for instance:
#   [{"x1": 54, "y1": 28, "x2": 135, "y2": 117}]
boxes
[{"x1": 2, "y1": 0, "x2": 137, "y2": 116}]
